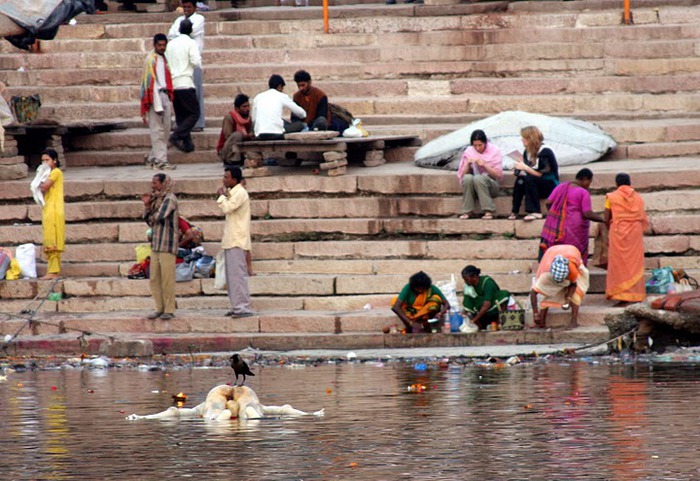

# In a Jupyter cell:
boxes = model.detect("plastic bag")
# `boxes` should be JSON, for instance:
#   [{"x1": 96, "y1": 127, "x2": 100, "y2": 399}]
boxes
[
  {"x1": 342, "y1": 118, "x2": 369, "y2": 138},
  {"x1": 135, "y1": 244, "x2": 151, "y2": 263},
  {"x1": 435, "y1": 274, "x2": 460, "y2": 312},
  {"x1": 646, "y1": 267, "x2": 675, "y2": 294},
  {"x1": 175, "y1": 261, "x2": 195, "y2": 282},
  {"x1": 5, "y1": 258, "x2": 20, "y2": 280},
  {"x1": 459, "y1": 317, "x2": 478, "y2": 333},
  {"x1": 214, "y1": 251, "x2": 226, "y2": 289},
  {"x1": 0, "y1": 249, "x2": 12, "y2": 278},
  {"x1": 194, "y1": 255, "x2": 215, "y2": 279},
  {"x1": 16, "y1": 243, "x2": 37, "y2": 278}
]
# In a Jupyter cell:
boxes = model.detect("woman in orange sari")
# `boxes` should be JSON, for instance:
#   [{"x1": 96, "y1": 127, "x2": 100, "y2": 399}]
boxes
[{"x1": 605, "y1": 173, "x2": 648, "y2": 303}]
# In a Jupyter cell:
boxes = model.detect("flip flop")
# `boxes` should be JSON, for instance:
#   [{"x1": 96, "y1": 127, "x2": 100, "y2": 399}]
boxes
[
  {"x1": 507, "y1": 214, "x2": 517, "y2": 220},
  {"x1": 523, "y1": 213, "x2": 543, "y2": 221},
  {"x1": 459, "y1": 214, "x2": 471, "y2": 220},
  {"x1": 482, "y1": 212, "x2": 494, "y2": 220}
]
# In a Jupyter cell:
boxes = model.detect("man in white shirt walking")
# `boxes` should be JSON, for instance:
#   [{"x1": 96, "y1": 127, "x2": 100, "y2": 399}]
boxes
[
  {"x1": 165, "y1": 18, "x2": 201, "y2": 153},
  {"x1": 168, "y1": 0, "x2": 206, "y2": 131},
  {"x1": 252, "y1": 74, "x2": 306, "y2": 141}
]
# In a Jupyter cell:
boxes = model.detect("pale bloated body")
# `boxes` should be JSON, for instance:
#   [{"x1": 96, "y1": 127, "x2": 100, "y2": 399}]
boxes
[{"x1": 126, "y1": 385, "x2": 324, "y2": 422}]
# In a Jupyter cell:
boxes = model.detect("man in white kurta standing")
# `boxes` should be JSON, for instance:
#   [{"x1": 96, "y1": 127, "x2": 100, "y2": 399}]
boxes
[
  {"x1": 140, "y1": 33, "x2": 174, "y2": 170},
  {"x1": 168, "y1": 0, "x2": 205, "y2": 131},
  {"x1": 217, "y1": 165, "x2": 255, "y2": 318}
]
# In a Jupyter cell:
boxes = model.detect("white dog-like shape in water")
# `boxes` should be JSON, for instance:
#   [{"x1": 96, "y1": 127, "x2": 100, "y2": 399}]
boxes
[{"x1": 126, "y1": 385, "x2": 324, "y2": 422}]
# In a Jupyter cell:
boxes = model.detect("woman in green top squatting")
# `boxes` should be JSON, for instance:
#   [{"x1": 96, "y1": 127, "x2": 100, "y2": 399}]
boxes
[{"x1": 461, "y1": 265, "x2": 510, "y2": 330}]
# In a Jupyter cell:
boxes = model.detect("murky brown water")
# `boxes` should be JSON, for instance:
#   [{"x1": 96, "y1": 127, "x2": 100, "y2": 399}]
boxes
[{"x1": 2, "y1": 360, "x2": 700, "y2": 480}]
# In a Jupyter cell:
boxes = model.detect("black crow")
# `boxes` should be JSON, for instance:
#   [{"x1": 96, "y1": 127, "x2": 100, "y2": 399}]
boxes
[{"x1": 230, "y1": 354, "x2": 255, "y2": 385}]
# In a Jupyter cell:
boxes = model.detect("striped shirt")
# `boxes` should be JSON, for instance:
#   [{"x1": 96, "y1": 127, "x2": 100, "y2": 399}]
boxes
[{"x1": 145, "y1": 193, "x2": 179, "y2": 255}]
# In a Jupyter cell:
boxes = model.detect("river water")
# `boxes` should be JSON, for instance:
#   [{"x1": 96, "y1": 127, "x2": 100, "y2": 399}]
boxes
[{"x1": 1, "y1": 359, "x2": 700, "y2": 480}]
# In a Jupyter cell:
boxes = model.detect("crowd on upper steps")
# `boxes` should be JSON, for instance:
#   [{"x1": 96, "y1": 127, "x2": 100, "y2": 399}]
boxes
[{"x1": 140, "y1": 0, "x2": 348, "y2": 170}]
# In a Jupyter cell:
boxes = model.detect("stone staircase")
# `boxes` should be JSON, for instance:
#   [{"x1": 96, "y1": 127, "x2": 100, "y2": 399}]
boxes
[{"x1": 1, "y1": 0, "x2": 700, "y2": 353}]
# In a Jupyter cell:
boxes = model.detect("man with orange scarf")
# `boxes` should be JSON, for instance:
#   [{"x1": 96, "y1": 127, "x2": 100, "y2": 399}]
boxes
[
  {"x1": 605, "y1": 173, "x2": 648, "y2": 304},
  {"x1": 140, "y1": 33, "x2": 174, "y2": 170},
  {"x1": 217, "y1": 94, "x2": 254, "y2": 164}
]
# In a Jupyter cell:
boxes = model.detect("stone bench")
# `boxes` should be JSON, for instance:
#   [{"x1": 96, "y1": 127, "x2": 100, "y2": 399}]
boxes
[
  {"x1": 5, "y1": 121, "x2": 127, "y2": 172},
  {"x1": 237, "y1": 134, "x2": 420, "y2": 177}
]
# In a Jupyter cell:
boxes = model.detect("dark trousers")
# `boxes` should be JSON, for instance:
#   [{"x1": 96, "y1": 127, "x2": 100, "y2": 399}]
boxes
[
  {"x1": 171, "y1": 88, "x2": 200, "y2": 150},
  {"x1": 512, "y1": 175, "x2": 556, "y2": 214},
  {"x1": 255, "y1": 120, "x2": 305, "y2": 141}
]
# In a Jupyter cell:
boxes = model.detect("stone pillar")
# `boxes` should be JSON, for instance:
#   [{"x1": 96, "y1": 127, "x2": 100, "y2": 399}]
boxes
[
  {"x1": 0, "y1": 133, "x2": 28, "y2": 180},
  {"x1": 363, "y1": 149, "x2": 386, "y2": 167},
  {"x1": 243, "y1": 151, "x2": 270, "y2": 177},
  {"x1": 321, "y1": 151, "x2": 348, "y2": 176}
]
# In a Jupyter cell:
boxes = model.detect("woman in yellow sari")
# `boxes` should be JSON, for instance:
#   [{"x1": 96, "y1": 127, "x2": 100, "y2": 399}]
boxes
[
  {"x1": 391, "y1": 271, "x2": 448, "y2": 333},
  {"x1": 40, "y1": 149, "x2": 65, "y2": 279},
  {"x1": 605, "y1": 173, "x2": 648, "y2": 304}
]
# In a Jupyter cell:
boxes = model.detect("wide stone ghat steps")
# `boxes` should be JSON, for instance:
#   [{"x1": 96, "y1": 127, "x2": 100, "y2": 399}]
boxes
[
  {"x1": 1, "y1": 161, "x2": 699, "y2": 336},
  {"x1": 2, "y1": 4, "x2": 700, "y2": 135}
]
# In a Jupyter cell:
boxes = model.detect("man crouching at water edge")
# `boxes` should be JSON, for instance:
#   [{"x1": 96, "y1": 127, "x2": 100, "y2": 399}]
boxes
[
  {"x1": 530, "y1": 244, "x2": 589, "y2": 329},
  {"x1": 391, "y1": 271, "x2": 448, "y2": 333},
  {"x1": 126, "y1": 385, "x2": 324, "y2": 421}
]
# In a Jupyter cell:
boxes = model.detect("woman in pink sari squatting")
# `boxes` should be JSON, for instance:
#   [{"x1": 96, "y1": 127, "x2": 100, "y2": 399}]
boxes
[
  {"x1": 457, "y1": 129, "x2": 503, "y2": 220},
  {"x1": 539, "y1": 168, "x2": 604, "y2": 265}
]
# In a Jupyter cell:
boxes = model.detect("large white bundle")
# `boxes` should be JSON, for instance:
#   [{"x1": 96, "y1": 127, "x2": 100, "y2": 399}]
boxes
[{"x1": 414, "y1": 111, "x2": 617, "y2": 171}]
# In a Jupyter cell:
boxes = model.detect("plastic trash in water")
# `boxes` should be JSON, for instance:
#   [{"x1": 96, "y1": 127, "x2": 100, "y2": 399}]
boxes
[{"x1": 86, "y1": 356, "x2": 110, "y2": 368}]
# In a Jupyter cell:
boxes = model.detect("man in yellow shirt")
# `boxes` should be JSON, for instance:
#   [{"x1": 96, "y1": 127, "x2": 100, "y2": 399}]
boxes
[{"x1": 216, "y1": 166, "x2": 254, "y2": 317}]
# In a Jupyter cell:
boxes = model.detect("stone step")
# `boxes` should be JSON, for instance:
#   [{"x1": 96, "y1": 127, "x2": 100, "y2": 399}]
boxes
[
  {"x1": 0, "y1": 327, "x2": 613, "y2": 357},
  {"x1": 2, "y1": 234, "x2": 695, "y2": 278},
  {"x1": 10, "y1": 38, "x2": 698, "y2": 74},
  {"x1": 6, "y1": 20, "x2": 697, "y2": 60},
  {"x1": 64, "y1": 149, "x2": 219, "y2": 167},
  {"x1": 60, "y1": 116, "x2": 700, "y2": 156},
  {"x1": 27, "y1": 90, "x2": 700, "y2": 123},
  {"x1": 2, "y1": 159, "x2": 699, "y2": 204},
  {"x1": 7, "y1": 301, "x2": 614, "y2": 332},
  {"x1": 6, "y1": 186, "x2": 699, "y2": 228},
  {"x1": 9, "y1": 74, "x2": 700, "y2": 115},
  {"x1": 55, "y1": 136, "x2": 694, "y2": 169}
]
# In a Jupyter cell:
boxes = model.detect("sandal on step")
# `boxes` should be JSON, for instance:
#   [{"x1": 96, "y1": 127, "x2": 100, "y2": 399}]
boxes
[
  {"x1": 459, "y1": 213, "x2": 471, "y2": 220},
  {"x1": 507, "y1": 213, "x2": 517, "y2": 220},
  {"x1": 482, "y1": 212, "x2": 494, "y2": 220},
  {"x1": 523, "y1": 213, "x2": 543, "y2": 221}
]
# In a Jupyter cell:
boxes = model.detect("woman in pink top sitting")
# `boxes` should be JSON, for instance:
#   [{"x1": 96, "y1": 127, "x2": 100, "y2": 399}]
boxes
[{"x1": 456, "y1": 130, "x2": 503, "y2": 220}]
